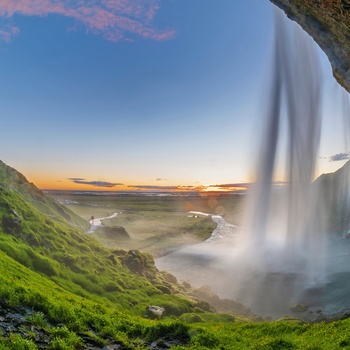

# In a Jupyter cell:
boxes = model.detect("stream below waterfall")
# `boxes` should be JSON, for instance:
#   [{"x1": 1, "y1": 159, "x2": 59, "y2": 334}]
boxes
[
  {"x1": 156, "y1": 212, "x2": 239, "y2": 295},
  {"x1": 156, "y1": 213, "x2": 350, "y2": 320}
]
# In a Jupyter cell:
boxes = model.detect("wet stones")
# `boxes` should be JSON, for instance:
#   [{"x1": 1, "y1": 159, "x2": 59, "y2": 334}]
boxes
[
  {"x1": 0, "y1": 304, "x2": 50, "y2": 347},
  {"x1": 0, "y1": 303, "x2": 125, "y2": 349}
]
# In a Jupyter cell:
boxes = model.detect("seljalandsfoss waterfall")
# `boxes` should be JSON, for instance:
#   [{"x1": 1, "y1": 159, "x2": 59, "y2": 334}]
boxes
[
  {"x1": 157, "y1": 9, "x2": 350, "y2": 320},
  {"x1": 236, "y1": 8, "x2": 326, "y2": 316}
]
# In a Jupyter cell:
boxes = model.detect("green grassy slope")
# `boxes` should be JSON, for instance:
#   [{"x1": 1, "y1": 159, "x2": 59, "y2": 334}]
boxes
[
  {"x1": 1, "y1": 160, "x2": 350, "y2": 349},
  {"x1": 0, "y1": 160, "x2": 89, "y2": 230},
  {"x1": 0, "y1": 185, "x2": 212, "y2": 318},
  {"x1": 0, "y1": 161, "x2": 249, "y2": 347},
  {"x1": 2, "y1": 242, "x2": 350, "y2": 350},
  {"x1": 0, "y1": 249, "x2": 191, "y2": 349}
]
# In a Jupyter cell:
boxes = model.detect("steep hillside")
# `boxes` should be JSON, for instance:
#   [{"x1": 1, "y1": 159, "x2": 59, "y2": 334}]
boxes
[
  {"x1": 0, "y1": 160, "x2": 261, "y2": 348},
  {"x1": 0, "y1": 160, "x2": 89, "y2": 230},
  {"x1": 0, "y1": 182, "x2": 232, "y2": 318},
  {"x1": 5, "y1": 244, "x2": 350, "y2": 350},
  {"x1": 315, "y1": 160, "x2": 350, "y2": 233},
  {"x1": 0, "y1": 249, "x2": 191, "y2": 349}
]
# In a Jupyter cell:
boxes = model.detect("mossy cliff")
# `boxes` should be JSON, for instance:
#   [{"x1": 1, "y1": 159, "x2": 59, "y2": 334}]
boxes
[
  {"x1": 270, "y1": 0, "x2": 350, "y2": 92},
  {"x1": 0, "y1": 160, "x2": 89, "y2": 231}
]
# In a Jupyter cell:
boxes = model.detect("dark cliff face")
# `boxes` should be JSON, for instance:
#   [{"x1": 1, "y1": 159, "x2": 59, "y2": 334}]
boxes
[{"x1": 270, "y1": 0, "x2": 350, "y2": 93}]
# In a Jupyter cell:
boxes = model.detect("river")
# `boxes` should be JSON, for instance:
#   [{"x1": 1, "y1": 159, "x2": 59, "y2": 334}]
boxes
[
  {"x1": 156, "y1": 212, "x2": 241, "y2": 297},
  {"x1": 156, "y1": 212, "x2": 350, "y2": 320}
]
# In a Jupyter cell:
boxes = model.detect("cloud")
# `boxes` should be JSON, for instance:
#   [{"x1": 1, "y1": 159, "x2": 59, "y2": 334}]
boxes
[
  {"x1": 0, "y1": 24, "x2": 20, "y2": 43},
  {"x1": 211, "y1": 183, "x2": 251, "y2": 189},
  {"x1": 128, "y1": 185, "x2": 179, "y2": 191},
  {"x1": 68, "y1": 178, "x2": 123, "y2": 188},
  {"x1": 128, "y1": 184, "x2": 204, "y2": 192},
  {"x1": 210, "y1": 181, "x2": 288, "y2": 190},
  {"x1": 155, "y1": 178, "x2": 166, "y2": 181},
  {"x1": 329, "y1": 153, "x2": 350, "y2": 162},
  {"x1": 0, "y1": 0, "x2": 174, "y2": 43}
]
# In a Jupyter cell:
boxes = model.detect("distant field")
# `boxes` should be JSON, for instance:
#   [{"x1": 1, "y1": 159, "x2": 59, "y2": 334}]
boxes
[{"x1": 48, "y1": 192, "x2": 245, "y2": 256}]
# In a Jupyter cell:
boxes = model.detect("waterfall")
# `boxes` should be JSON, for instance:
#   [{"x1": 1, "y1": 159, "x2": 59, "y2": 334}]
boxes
[
  {"x1": 242, "y1": 8, "x2": 325, "y2": 280},
  {"x1": 156, "y1": 7, "x2": 350, "y2": 319}
]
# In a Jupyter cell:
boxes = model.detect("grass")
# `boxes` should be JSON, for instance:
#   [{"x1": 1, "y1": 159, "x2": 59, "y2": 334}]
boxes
[
  {"x1": 2, "y1": 250, "x2": 350, "y2": 350},
  {"x1": 170, "y1": 320, "x2": 350, "y2": 349},
  {"x1": 48, "y1": 192, "x2": 244, "y2": 256},
  {"x1": 0, "y1": 187, "x2": 203, "y2": 317},
  {"x1": 0, "y1": 160, "x2": 89, "y2": 231},
  {"x1": 47, "y1": 191, "x2": 245, "y2": 225},
  {"x1": 0, "y1": 249, "x2": 191, "y2": 348},
  {"x1": 3, "y1": 163, "x2": 350, "y2": 348}
]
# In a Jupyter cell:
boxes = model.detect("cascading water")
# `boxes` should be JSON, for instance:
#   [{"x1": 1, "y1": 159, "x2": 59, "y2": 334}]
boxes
[
  {"x1": 244, "y1": 7, "x2": 325, "y2": 282},
  {"x1": 157, "y1": 7, "x2": 350, "y2": 319},
  {"x1": 231, "y1": 8, "x2": 328, "y2": 315}
]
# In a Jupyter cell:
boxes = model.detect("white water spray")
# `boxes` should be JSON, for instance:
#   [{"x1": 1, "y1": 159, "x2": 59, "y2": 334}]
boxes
[
  {"x1": 226, "y1": 8, "x2": 330, "y2": 315},
  {"x1": 242, "y1": 9, "x2": 325, "y2": 280},
  {"x1": 157, "y1": 8, "x2": 350, "y2": 319}
]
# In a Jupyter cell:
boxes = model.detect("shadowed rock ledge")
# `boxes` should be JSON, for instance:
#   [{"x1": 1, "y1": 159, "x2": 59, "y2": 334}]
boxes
[{"x1": 270, "y1": 0, "x2": 350, "y2": 93}]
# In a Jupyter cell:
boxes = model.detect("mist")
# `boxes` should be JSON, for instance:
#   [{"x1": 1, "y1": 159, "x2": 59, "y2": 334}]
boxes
[{"x1": 156, "y1": 9, "x2": 350, "y2": 320}]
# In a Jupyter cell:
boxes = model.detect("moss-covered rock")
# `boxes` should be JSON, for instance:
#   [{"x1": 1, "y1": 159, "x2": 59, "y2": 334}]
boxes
[
  {"x1": 290, "y1": 304, "x2": 309, "y2": 313},
  {"x1": 179, "y1": 313, "x2": 204, "y2": 323},
  {"x1": 121, "y1": 250, "x2": 158, "y2": 278},
  {"x1": 95, "y1": 225, "x2": 130, "y2": 240}
]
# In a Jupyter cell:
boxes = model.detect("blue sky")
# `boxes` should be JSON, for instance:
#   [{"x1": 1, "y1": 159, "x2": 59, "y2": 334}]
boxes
[{"x1": 0, "y1": 0, "x2": 348, "y2": 191}]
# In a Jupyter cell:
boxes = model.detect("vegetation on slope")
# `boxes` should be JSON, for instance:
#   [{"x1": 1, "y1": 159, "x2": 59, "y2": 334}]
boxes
[
  {"x1": 0, "y1": 250, "x2": 192, "y2": 349},
  {"x1": 0, "y1": 160, "x2": 89, "y2": 230},
  {"x1": 0, "y1": 185, "x2": 218, "y2": 318},
  {"x1": 2, "y1": 247, "x2": 350, "y2": 349},
  {"x1": 0, "y1": 162, "x2": 250, "y2": 348},
  {"x1": 2, "y1": 160, "x2": 350, "y2": 349}
]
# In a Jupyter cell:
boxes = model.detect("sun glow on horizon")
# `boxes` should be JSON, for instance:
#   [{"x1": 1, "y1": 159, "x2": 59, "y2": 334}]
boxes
[{"x1": 34, "y1": 177, "x2": 252, "y2": 193}]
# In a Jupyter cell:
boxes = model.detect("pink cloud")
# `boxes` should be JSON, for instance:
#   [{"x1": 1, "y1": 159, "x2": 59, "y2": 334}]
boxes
[
  {"x1": 0, "y1": 0, "x2": 174, "y2": 42},
  {"x1": 0, "y1": 25, "x2": 20, "y2": 43}
]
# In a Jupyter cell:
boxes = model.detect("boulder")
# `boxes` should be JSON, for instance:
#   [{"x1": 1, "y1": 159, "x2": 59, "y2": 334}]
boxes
[
  {"x1": 290, "y1": 304, "x2": 309, "y2": 313},
  {"x1": 146, "y1": 305, "x2": 165, "y2": 319},
  {"x1": 97, "y1": 226, "x2": 130, "y2": 240}
]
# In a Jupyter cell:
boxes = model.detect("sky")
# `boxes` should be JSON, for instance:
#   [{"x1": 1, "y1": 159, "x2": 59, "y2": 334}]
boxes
[{"x1": 0, "y1": 0, "x2": 349, "y2": 192}]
